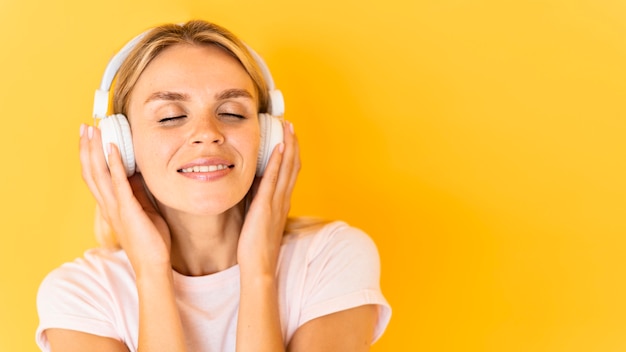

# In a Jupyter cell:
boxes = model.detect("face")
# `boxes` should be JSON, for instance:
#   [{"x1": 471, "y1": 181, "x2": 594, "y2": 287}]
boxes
[{"x1": 127, "y1": 43, "x2": 261, "y2": 216}]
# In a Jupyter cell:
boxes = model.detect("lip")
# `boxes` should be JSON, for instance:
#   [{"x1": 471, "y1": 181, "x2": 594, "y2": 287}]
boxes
[{"x1": 177, "y1": 157, "x2": 235, "y2": 181}]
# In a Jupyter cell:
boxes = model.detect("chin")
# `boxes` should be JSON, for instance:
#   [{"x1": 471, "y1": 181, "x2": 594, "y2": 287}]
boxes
[{"x1": 160, "y1": 193, "x2": 246, "y2": 217}]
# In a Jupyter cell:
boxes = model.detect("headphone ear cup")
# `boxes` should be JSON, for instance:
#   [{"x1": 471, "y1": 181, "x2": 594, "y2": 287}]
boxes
[
  {"x1": 99, "y1": 114, "x2": 136, "y2": 177},
  {"x1": 257, "y1": 113, "x2": 284, "y2": 176}
]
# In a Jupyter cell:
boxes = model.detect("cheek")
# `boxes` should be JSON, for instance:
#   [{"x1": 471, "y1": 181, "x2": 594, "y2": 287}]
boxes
[
  {"x1": 131, "y1": 134, "x2": 150, "y2": 171},
  {"x1": 131, "y1": 131, "x2": 177, "y2": 173},
  {"x1": 230, "y1": 125, "x2": 261, "y2": 178},
  {"x1": 244, "y1": 127, "x2": 262, "y2": 161}
]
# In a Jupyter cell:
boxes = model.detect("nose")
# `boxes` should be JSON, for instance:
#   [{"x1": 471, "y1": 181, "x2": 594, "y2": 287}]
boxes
[{"x1": 189, "y1": 115, "x2": 224, "y2": 145}]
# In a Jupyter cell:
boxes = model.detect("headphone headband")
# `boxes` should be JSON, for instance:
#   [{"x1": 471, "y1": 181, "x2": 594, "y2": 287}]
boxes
[{"x1": 93, "y1": 26, "x2": 284, "y2": 120}]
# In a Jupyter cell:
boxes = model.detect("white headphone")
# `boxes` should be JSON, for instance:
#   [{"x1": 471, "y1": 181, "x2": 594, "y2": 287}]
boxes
[{"x1": 93, "y1": 27, "x2": 285, "y2": 177}]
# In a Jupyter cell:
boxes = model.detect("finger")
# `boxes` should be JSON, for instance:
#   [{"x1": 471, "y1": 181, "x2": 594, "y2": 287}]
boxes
[
  {"x1": 106, "y1": 142, "x2": 141, "y2": 214},
  {"x1": 87, "y1": 126, "x2": 120, "y2": 223},
  {"x1": 253, "y1": 139, "x2": 284, "y2": 204},
  {"x1": 279, "y1": 121, "x2": 300, "y2": 194},
  {"x1": 272, "y1": 120, "x2": 300, "y2": 206},
  {"x1": 284, "y1": 126, "x2": 301, "y2": 201},
  {"x1": 79, "y1": 124, "x2": 105, "y2": 206}
]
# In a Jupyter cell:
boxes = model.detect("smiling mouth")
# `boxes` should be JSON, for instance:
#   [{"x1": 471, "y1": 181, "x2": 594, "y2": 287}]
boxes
[{"x1": 178, "y1": 164, "x2": 235, "y2": 173}]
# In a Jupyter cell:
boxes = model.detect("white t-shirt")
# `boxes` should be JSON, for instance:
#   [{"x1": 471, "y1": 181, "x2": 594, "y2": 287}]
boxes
[{"x1": 36, "y1": 221, "x2": 391, "y2": 351}]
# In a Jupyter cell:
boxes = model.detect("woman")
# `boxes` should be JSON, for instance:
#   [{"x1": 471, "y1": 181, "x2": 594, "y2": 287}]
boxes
[{"x1": 36, "y1": 20, "x2": 390, "y2": 351}]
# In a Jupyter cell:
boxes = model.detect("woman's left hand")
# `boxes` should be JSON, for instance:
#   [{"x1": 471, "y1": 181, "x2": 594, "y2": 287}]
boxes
[{"x1": 236, "y1": 120, "x2": 300, "y2": 276}]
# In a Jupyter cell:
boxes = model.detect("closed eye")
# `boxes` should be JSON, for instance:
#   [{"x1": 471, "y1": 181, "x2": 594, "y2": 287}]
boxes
[
  {"x1": 158, "y1": 115, "x2": 187, "y2": 124},
  {"x1": 220, "y1": 113, "x2": 246, "y2": 119}
]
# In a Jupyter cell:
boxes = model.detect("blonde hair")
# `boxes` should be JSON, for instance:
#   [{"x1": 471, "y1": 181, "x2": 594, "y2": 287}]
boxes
[
  {"x1": 113, "y1": 20, "x2": 269, "y2": 117},
  {"x1": 94, "y1": 20, "x2": 327, "y2": 249}
]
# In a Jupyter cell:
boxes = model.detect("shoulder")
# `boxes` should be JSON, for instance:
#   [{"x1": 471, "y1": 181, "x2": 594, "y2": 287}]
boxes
[
  {"x1": 277, "y1": 220, "x2": 391, "y2": 344},
  {"x1": 281, "y1": 220, "x2": 379, "y2": 263},
  {"x1": 278, "y1": 220, "x2": 383, "y2": 298},
  {"x1": 39, "y1": 248, "x2": 133, "y2": 294},
  {"x1": 37, "y1": 247, "x2": 135, "y2": 315},
  {"x1": 36, "y1": 248, "x2": 136, "y2": 349},
  {"x1": 280, "y1": 220, "x2": 382, "y2": 285}
]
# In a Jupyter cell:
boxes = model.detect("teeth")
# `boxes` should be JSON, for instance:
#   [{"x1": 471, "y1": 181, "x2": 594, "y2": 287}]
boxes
[{"x1": 180, "y1": 164, "x2": 229, "y2": 173}]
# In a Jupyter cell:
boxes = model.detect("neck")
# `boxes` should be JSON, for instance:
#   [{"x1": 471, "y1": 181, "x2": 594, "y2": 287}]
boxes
[{"x1": 160, "y1": 201, "x2": 245, "y2": 277}]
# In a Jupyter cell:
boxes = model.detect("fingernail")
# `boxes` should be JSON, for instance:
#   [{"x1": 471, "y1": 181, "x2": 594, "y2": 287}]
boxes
[
  {"x1": 278, "y1": 142, "x2": 285, "y2": 153},
  {"x1": 106, "y1": 143, "x2": 112, "y2": 155},
  {"x1": 79, "y1": 124, "x2": 85, "y2": 137},
  {"x1": 289, "y1": 121, "x2": 294, "y2": 134},
  {"x1": 87, "y1": 126, "x2": 94, "y2": 140}
]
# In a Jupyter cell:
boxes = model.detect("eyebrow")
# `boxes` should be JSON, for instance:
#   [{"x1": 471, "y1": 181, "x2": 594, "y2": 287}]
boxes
[
  {"x1": 145, "y1": 91, "x2": 190, "y2": 104},
  {"x1": 215, "y1": 88, "x2": 254, "y2": 101},
  {"x1": 144, "y1": 89, "x2": 254, "y2": 104}
]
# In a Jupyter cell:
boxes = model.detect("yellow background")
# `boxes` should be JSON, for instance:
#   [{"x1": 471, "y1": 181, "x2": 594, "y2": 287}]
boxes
[{"x1": 1, "y1": 0, "x2": 625, "y2": 351}]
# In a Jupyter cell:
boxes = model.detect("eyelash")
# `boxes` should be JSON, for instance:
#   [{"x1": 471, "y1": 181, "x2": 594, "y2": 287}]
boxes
[
  {"x1": 220, "y1": 113, "x2": 246, "y2": 119},
  {"x1": 158, "y1": 115, "x2": 186, "y2": 124},
  {"x1": 157, "y1": 112, "x2": 247, "y2": 125}
]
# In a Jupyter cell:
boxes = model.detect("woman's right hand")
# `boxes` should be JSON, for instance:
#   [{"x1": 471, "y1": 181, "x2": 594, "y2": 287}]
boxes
[
  {"x1": 79, "y1": 123, "x2": 171, "y2": 275},
  {"x1": 78, "y1": 124, "x2": 188, "y2": 351}
]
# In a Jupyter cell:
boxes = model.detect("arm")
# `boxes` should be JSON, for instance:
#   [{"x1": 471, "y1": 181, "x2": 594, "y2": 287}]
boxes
[
  {"x1": 235, "y1": 121, "x2": 299, "y2": 351},
  {"x1": 46, "y1": 125, "x2": 187, "y2": 352},
  {"x1": 45, "y1": 254, "x2": 185, "y2": 352},
  {"x1": 235, "y1": 122, "x2": 384, "y2": 351},
  {"x1": 287, "y1": 305, "x2": 378, "y2": 352},
  {"x1": 46, "y1": 329, "x2": 129, "y2": 352},
  {"x1": 96, "y1": 126, "x2": 187, "y2": 351}
]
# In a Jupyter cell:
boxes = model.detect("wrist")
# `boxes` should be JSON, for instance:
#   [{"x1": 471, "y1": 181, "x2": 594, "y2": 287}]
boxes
[
  {"x1": 134, "y1": 261, "x2": 173, "y2": 282},
  {"x1": 239, "y1": 270, "x2": 277, "y2": 289},
  {"x1": 238, "y1": 258, "x2": 277, "y2": 279}
]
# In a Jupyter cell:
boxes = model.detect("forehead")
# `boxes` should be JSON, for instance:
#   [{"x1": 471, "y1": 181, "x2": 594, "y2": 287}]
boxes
[{"x1": 132, "y1": 43, "x2": 256, "y2": 100}]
